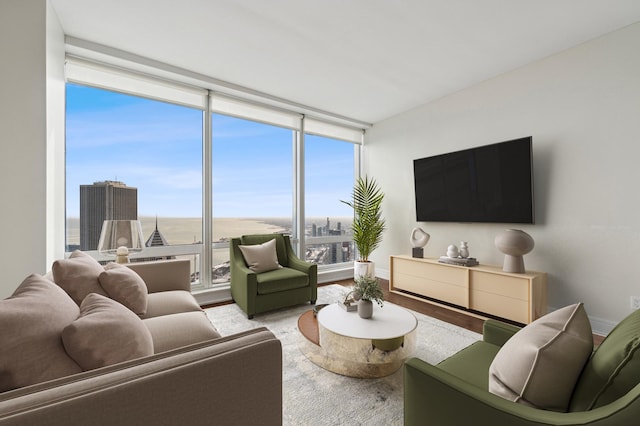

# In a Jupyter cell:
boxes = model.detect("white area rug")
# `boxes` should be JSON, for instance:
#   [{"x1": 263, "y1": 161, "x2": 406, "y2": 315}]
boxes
[{"x1": 205, "y1": 284, "x2": 480, "y2": 425}]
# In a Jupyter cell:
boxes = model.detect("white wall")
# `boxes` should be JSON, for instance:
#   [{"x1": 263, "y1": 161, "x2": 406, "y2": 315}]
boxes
[
  {"x1": 46, "y1": 0, "x2": 66, "y2": 269},
  {"x1": 0, "y1": 0, "x2": 65, "y2": 298},
  {"x1": 367, "y1": 22, "x2": 640, "y2": 335}
]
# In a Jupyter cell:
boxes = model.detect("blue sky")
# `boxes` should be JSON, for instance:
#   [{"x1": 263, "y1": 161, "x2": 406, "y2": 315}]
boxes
[{"x1": 66, "y1": 84, "x2": 354, "y2": 218}]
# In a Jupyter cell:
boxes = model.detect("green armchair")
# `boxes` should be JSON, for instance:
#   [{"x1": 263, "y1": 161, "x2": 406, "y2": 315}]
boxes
[
  {"x1": 404, "y1": 311, "x2": 640, "y2": 425},
  {"x1": 230, "y1": 234, "x2": 317, "y2": 319}
]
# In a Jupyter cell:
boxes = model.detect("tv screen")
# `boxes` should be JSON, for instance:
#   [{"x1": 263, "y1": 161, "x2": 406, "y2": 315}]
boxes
[{"x1": 413, "y1": 137, "x2": 534, "y2": 224}]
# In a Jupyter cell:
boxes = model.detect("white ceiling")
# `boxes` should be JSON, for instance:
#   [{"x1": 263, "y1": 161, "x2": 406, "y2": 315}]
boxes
[{"x1": 50, "y1": 0, "x2": 640, "y2": 125}]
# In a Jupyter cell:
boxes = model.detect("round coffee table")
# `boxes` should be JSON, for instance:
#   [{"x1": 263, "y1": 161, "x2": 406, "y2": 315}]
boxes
[{"x1": 300, "y1": 303, "x2": 417, "y2": 378}]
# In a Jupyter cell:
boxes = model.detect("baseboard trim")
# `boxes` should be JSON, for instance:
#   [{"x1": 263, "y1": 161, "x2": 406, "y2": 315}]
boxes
[
  {"x1": 588, "y1": 316, "x2": 615, "y2": 338},
  {"x1": 194, "y1": 286, "x2": 231, "y2": 306}
]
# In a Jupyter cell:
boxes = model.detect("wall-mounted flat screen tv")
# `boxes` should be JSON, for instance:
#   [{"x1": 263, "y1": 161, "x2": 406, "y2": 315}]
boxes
[{"x1": 413, "y1": 137, "x2": 534, "y2": 224}]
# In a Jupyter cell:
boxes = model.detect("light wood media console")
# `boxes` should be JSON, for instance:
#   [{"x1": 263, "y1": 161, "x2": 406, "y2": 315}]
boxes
[{"x1": 389, "y1": 255, "x2": 547, "y2": 324}]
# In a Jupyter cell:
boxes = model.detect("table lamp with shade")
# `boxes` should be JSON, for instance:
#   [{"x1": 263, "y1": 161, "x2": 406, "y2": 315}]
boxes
[{"x1": 97, "y1": 220, "x2": 145, "y2": 263}]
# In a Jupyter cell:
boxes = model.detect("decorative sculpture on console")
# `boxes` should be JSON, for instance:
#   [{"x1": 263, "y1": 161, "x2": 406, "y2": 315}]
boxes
[
  {"x1": 495, "y1": 229, "x2": 535, "y2": 273},
  {"x1": 410, "y1": 227, "x2": 430, "y2": 258}
]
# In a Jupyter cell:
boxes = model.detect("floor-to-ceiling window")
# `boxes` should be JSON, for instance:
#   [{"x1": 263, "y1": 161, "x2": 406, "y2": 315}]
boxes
[
  {"x1": 304, "y1": 134, "x2": 357, "y2": 266},
  {"x1": 210, "y1": 113, "x2": 294, "y2": 283},
  {"x1": 64, "y1": 57, "x2": 364, "y2": 290},
  {"x1": 65, "y1": 83, "x2": 204, "y2": 282}
]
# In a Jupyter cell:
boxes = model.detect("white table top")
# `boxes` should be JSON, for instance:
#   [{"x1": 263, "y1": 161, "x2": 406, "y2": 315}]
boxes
[{"x1": 317, "y1": 303, "x2": 417, "y2": 340}]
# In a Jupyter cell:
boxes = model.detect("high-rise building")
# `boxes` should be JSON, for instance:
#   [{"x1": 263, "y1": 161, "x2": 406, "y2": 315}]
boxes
[
  {"x1": 145, "y1": 217, "x2": 169, "y2": 247},
  {"x1": 80, "y1": 180, "x2": 137, "y2": 250}
]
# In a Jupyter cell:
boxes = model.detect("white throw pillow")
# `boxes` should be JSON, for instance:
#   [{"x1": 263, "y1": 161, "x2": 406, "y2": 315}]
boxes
[
  {"x1": 238, "y1": 239, "x2": 282, "y2": 273},
  {"x1": 488, "y1": 303, "x2": 593, "y2": 412}
]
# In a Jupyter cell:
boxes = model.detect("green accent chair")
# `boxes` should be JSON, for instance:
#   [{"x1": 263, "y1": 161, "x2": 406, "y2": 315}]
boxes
[
  {"x1": 404, "y1": 311, "x2": 640, "y2": 425},
  {"x1": 230, "y1": 234, "x2": 317, "y2": 319}
]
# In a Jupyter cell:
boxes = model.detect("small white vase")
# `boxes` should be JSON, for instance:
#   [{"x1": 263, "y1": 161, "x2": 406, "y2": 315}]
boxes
[{"x1": 459, "y1": 242, "x2": 469, "y2": 258}]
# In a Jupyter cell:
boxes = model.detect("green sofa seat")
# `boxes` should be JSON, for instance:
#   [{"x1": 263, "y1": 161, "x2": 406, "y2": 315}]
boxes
[
  {"x1": 404, "y1": 312, "x2": 640, "y2": 426},
  {"x1": 256, "y1": 267, "x2": 309, "y2": 294},
  {"x1": 437, "y1": 341, "x2": 501, "y2": 391},
  {"x1": 230, "y1": 234, "x2": 317, "y2": 319}
]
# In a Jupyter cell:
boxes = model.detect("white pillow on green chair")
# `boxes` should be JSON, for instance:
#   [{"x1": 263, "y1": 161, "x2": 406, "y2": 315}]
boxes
[
  {"x1": 239, "y1": 239, "x2": 282, "y2": 273},
  {"x1": 488, "y1": 303, "x2": 593, "y2": 412}
]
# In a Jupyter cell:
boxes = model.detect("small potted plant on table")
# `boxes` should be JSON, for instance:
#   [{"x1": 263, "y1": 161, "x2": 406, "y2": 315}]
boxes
[{"x1": 352, "y1": 275, "x2": 384, "y2": 319}]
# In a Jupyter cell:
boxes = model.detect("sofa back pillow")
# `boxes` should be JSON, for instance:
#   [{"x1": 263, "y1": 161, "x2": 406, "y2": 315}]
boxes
[
  {"x1": 489, "y1": 303, "x2": 593, "y2": 412},
  {"x1": 0, "y1": 275, "x2": 82, "y2": 392},
  {"x1": 241, "y1": 234, "x2": 288, "y2": 266},
  {"x1": 52, "y1": 250, "x2": 107, "y2": 305},
  {"x1": 99, "y1": 262, "x2": 148, "y2": 315},
  {"x1": 569, "y1": 308, "x2": 640, "y2": 411},
  {"x1": 239, "y1": 238, "x2": 282, "y2": 273},
  {"x1": 62, "y1": 293, "x2": 154, "y2": 370}
]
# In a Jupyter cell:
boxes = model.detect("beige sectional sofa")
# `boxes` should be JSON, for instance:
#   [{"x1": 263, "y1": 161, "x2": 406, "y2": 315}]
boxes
[
  {"x1": 128, "y1": 258, "x2": 224, "y2": 352},
  {"x1": 0, "y1": 256, "x2": 282, "y2": 425}
]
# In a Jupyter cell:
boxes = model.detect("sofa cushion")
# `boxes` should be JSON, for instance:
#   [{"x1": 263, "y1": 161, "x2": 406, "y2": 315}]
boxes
[
  {"x1": 62, "y1": 293, "x2": 154, "y2": 371},
  {"x1": 570, "y1": 308, "x2": 640, "y2": 411},
  {"x1": 142, "y1": 290, "x2": 203, "y2": 319},
  {"x1": 143, "y1": 311, "x2": 221, "y2": 353},
  {"x1": 488, "y1": 303, "x2": 593, "y2": 412},
  {"x1": 0, "y1": 274, "x2": 82, "y2": 391},
  {"x1": 256, "y1": 267, "x2": 309, "y2": 294},
  {"x1": 239, "y1": 238, "x2": 282, "y2": 273},
  {"x1": 99, "y1": 262, "x2": 148, "y2": 315},
  {"x1": 126, "y1": 259, "x2": 191, "y2": 293},
  {"x1": 52, "y1": 250, "x2": 107, "y2": 305},
  {"x1": 241, "y1": 234, "x2": 288, "y2": 265}
]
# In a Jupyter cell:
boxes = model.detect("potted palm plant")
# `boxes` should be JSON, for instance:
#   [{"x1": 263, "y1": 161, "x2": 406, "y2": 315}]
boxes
[
  {"x1": 352, "y1": 275, "x2": 384, "y2": 319},
  {"x1": 341, "y1": 175, "x2": 386, "y2": 278}
]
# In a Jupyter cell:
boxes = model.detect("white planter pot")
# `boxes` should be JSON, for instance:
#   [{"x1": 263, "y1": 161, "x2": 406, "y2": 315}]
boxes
[{"x1": 354, "y1": 261, "x2": 375, "y2": 279}]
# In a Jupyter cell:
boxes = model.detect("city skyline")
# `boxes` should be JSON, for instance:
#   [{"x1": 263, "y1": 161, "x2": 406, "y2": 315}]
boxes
[
  {"x1": 66, "y1": 84, "x2": 355, "y2": 220},
  {"x1": 66, "y1": 215, "x2": 354, "y2": 244}
]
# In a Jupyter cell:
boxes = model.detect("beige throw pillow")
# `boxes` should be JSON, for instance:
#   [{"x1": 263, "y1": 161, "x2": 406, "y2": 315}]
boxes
[
  {"x1": 488, "y1": 303, "x2": 593, "y2": 412},
  {"x1": 52, "y1": 250, "x2": 108, "y2": 305},
  {"x1": 0, "y1": 275, "x2": 82, "y2": 391},
  {"x1": 99, "y1": 262, "x2": 148, "y2": 315},
  {"x1": 62, "y1": 293, "x2": 154, "y2": 371},
  {"x1": 239, "y1": 238, "x2": 282, "y2": 273}
]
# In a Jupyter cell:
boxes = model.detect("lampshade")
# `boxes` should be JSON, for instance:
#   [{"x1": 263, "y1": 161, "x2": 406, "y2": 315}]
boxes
[{"x1": 97, "y1": 220, "x2": 145, "y2": 256}]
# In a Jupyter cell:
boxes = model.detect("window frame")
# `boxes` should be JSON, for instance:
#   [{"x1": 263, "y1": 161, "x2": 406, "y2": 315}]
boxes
[{"x1": 64, "y1": 57, "x2": 364, "y2": 290}]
